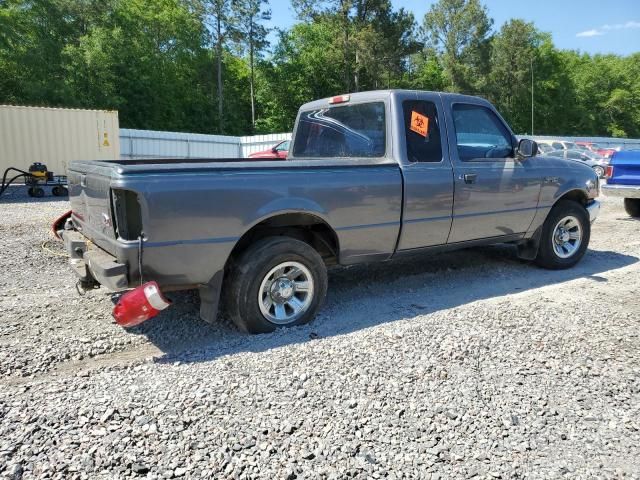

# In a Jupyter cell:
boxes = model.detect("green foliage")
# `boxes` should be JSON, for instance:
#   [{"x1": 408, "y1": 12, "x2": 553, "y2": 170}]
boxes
[
  {"x1": 422, "y1": 0, "x2": 493, "y2": 94},
  {"x1": 0, "y1": 0, "x2": 637, "y2": 137}
]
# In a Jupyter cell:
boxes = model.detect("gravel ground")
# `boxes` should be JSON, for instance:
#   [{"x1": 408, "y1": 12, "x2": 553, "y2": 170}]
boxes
[{"x1": 1, "y1": 186, "x2": 639, "y2": 480}]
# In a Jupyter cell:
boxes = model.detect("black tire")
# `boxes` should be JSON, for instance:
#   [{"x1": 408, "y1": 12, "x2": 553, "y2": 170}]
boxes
[
  {"x1": 27, "y1": 187, "x2": 35, "y2": 197},
  {"x1": 624, "y1": 198, "x2": 640, "y2": 218},
  {"x1": 224, "y1": 237, "x2": 328, "y2": 334},
  {"x1": 33, "y1": 187, "x2": 45, "y2": 198},
  {"x1": 52, "y1": 185, "x2": 64, "y2": 196},
  {"x1": 535, "y1": 199, "x2": 590, "y2": 270}
]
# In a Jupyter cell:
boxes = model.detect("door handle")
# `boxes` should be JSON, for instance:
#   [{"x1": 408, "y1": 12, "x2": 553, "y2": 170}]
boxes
[{"x1": 462, "y1": 173, "x2": 477, "y2": 184}]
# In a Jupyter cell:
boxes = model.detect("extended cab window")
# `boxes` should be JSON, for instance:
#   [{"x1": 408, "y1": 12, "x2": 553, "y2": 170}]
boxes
[
  {"x1": 452, "y1": 104, "x2": 513, "y2": 161},
  {"x1": 293, "y1": 102, "x2": 386, "y2": 158},
  {"x1": 403, "y1": 100, "x2": 442, "y2": 162}
]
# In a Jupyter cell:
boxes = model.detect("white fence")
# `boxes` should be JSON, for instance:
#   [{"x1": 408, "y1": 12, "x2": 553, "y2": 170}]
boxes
[
  {"x1": 120, "y1": 128, "x2": 640, "y2": 160},
  {"x1": 120, "y1": 129, "x2": 291, "y2": 159},
  {"x1": 528, "y1": 135, "x2": 640, "y2": 150}
]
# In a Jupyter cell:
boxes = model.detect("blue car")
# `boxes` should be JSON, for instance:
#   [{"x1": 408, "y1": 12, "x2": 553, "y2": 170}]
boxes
[{"x1": 603, "y1": 151, "x2": 640, "y2": 217}]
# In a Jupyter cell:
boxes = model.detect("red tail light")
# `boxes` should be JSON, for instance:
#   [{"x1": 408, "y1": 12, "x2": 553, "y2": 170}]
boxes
[
  {"x1": 605, "y1": 165, "x2": 614, "y2": 179},
  {"x1": 112, "y1": 281, "x2": 171, "y2": 327}
]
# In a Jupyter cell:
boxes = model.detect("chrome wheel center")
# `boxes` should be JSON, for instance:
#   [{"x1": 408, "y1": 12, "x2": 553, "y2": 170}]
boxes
[
  {"x1": 271, "y1": 278, "x2": 294, "y2": 301},
  {"x1": 258, "y1": 261, "x2": 314, "y2": 325},
  {"x1": 552, "y1": 215, "x2": 582, "y2": 259}
]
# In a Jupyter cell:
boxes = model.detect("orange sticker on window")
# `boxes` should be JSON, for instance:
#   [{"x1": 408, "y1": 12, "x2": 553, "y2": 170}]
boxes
[{"x1": 410, "y1": 111, "x2": 429, "y2": 137}]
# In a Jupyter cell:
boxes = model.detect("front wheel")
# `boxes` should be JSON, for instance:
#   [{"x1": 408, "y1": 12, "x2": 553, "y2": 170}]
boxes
[
  {"x1": 624, "y1": 198, "x2": 640, "y2": 218},
  {"x1": 592, "y1": 165, "x2": 605, "y2": 178},
  {"x1": 535, "y1": 200, "x2": 590, "y2": 269},
  {"x1": 224, "y1": 237, "x2": 328, "y2": 334}
]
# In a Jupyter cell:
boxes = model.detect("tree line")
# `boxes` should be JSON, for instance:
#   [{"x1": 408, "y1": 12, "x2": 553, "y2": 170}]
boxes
[{"x1": 1, "y1": 0, "x2": 638, "y2": 137}]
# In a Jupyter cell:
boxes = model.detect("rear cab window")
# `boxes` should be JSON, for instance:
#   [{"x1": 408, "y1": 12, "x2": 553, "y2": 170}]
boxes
[{"x1": 292, "y1": 102, "x2": 386, "y2": 158}]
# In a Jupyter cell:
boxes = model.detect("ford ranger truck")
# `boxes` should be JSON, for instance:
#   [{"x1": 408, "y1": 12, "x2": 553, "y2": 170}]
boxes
[
  {"x1": 602, "y1": 151, "x2": 640, "y2": 217},
  {"x1": 59, "y1": 90, "x2": 601, "y2": 334}
]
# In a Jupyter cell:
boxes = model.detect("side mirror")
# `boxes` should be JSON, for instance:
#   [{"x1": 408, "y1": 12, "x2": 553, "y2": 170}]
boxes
[
  {"x1": 271, "y1": 147, "x2": 278, "y2": 153},
  {"x1": 516, "y1": 139, "x2": 538, "y2": 159}
]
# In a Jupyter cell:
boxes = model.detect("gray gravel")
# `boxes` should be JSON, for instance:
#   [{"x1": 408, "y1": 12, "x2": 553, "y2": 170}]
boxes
[{"x1": 1, "y1": 186, "x2": 639, "y2": 479}]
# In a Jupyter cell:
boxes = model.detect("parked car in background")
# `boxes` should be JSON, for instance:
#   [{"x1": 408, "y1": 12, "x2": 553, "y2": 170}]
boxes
[
  {"x1": 603, "y1": 151, "x2": 640, "y2": 217},
  {"x1": 248, "y1": 140, "x2": 290, "y2": 159},
  {"x1": 537, "y1": 140, "x2": 585, "y2": 151},
  {"x1": 542, "y1": 149, "x2": 608, "y2": 178},
  {"x1": 537, "y1": 143, "x2": 554, "y2": 155},
  {"x1": 575, "y1": 141, "x2": 617, "y2": 158}
]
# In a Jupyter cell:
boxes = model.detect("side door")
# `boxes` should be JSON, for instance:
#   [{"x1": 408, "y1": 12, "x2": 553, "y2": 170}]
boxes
[
  {"x1": 396, "y1": 93, "x2": 455, "y2": 250},
  {"x1": 444, "y1": 99, "x2": 542, "y2": 243}
]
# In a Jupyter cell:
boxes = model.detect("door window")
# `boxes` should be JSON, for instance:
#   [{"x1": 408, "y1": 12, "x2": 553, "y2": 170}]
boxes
[
  {"x1": 403, "y1": 100, "x2": 442, "y2": 163},
  {"x1": 452, "y1": 104, "x2": 513, "y2": 161}
]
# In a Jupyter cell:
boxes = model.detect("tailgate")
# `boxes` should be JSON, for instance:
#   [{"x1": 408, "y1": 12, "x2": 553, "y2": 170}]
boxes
[
  {"x1": 609, "y1": 152, "x2": 640, "y2": 185},
  {"x1": 68, "y1": 162, "x2": 118, "y2": 254}
]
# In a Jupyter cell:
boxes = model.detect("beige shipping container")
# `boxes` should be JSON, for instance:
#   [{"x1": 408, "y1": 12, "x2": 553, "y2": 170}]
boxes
[{"x1": 0, "y1": 105, "x2": 119, "y2": 176}]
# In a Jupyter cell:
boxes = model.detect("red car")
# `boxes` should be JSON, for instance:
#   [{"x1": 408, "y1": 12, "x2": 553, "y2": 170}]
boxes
[
  {"x1": 248, "y1": 140, "x2": 290, "y2": 159},
  {"x1": 575, "y1": 141, "x2": 616, "y2": 158}
]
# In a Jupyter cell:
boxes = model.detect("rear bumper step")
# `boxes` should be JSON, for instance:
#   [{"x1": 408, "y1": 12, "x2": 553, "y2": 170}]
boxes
[
  {"x1": 602, "y1": 184, "x2": 640, "y2": 199},
  {"x1": 61, "y1": 230, "x2": 128, "y2": 291}
]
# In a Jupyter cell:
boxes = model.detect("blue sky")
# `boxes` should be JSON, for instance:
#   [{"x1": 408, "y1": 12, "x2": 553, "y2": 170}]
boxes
[{"x1": 266, "y1": 0, "x2": 640, "y2": 56}]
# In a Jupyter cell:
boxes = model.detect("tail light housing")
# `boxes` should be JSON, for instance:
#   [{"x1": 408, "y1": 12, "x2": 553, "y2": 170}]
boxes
[
  {"x1": 111, "y1": 189, "x2": 143, "y2": 240},
  {"x1": 605, "y1": 165, "x2": 614, "y2": 179},
  {"x1": 112, "y1": 281, "x2": 170, "y2": 327}
]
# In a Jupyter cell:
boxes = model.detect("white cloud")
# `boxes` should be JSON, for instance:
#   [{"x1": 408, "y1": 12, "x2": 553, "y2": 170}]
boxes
[
  {"x1": 602, "y1": 21, "x2": 640, "y2": 30},
  {"x1": 576, "y1": 20, "x2": 640, "y2": 37},
  {"x1": 576, "y1": 29, "x2": 604, "y2": 37}
]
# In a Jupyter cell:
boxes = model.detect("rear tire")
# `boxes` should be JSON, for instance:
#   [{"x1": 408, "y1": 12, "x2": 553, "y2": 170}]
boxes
[
  {"x1": 225, "y1": 237, "x2": 328, "y2": 334},
  {"x1": 624, "y1": 198, "x2": 640, "y2": 218},
  {"x1": 33, "y1": 187, "x2": 45, "y2": 198},
  {"x1": 535, "y1": 200, "x2": 590, "y2": 270}
]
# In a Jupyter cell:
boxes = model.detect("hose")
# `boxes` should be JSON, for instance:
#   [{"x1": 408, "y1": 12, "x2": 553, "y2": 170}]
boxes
[{"x1": 0, "y1": 167, "x2": 32, "y2": 197}]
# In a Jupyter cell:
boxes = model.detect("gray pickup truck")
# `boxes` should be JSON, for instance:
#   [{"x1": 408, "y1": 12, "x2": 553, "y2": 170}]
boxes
[{"x1": 60, "y1": 90, "x2": 600, "y2": 333}]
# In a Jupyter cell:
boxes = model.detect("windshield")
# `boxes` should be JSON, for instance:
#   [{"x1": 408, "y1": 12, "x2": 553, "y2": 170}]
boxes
[{"x1": 293, "y1": 102, "x2": 386, "y2": 158}]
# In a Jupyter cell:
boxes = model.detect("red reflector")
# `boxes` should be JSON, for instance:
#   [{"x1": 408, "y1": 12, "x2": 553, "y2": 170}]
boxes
[
  {"x1": 112, "y1": 281, "x2": 171, "y2": 328},
  {"x1": 329, "y1": 94, "x2": 350, "y2": 104},
  {"x1": 605, "y1": 165, "x2": 614, "y2": 179},
  {"x1": 51, "y1": 210, "x2": 72, "y2": 239}
]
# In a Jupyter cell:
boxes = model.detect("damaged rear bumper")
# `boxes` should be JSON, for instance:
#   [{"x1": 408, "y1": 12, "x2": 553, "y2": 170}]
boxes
[{"x1": 61, "y1": 230, "x2": 128, "y2": 291}]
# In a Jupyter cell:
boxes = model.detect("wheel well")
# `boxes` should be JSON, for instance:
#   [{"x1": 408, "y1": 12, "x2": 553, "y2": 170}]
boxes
[
  {"x1": 226, "y1": 213, "x2": 339, "y2": 270},
  {"x1": 557, "y1": 189, "x2": 587, "y2": 206}
]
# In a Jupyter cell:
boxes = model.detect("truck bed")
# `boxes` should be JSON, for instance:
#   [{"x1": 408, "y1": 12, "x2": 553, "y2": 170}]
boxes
[{"x1": 67, "y1": 157, "x2": 404, "y2": 289}]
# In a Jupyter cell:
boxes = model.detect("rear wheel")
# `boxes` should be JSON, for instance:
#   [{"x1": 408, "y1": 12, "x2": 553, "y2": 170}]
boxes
[
  {"x1": 535, "y1": 200, "x2": 590, "y2": 269},
  {"x1": 624, "y1": 198, "x2": 640, "y2": 218},
  {"x1": 225, "y1": 237, "x2": 328, "y2": 334},
  {"x1": 32, "y1": 187, "x2": 45, "y2": 198}
]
